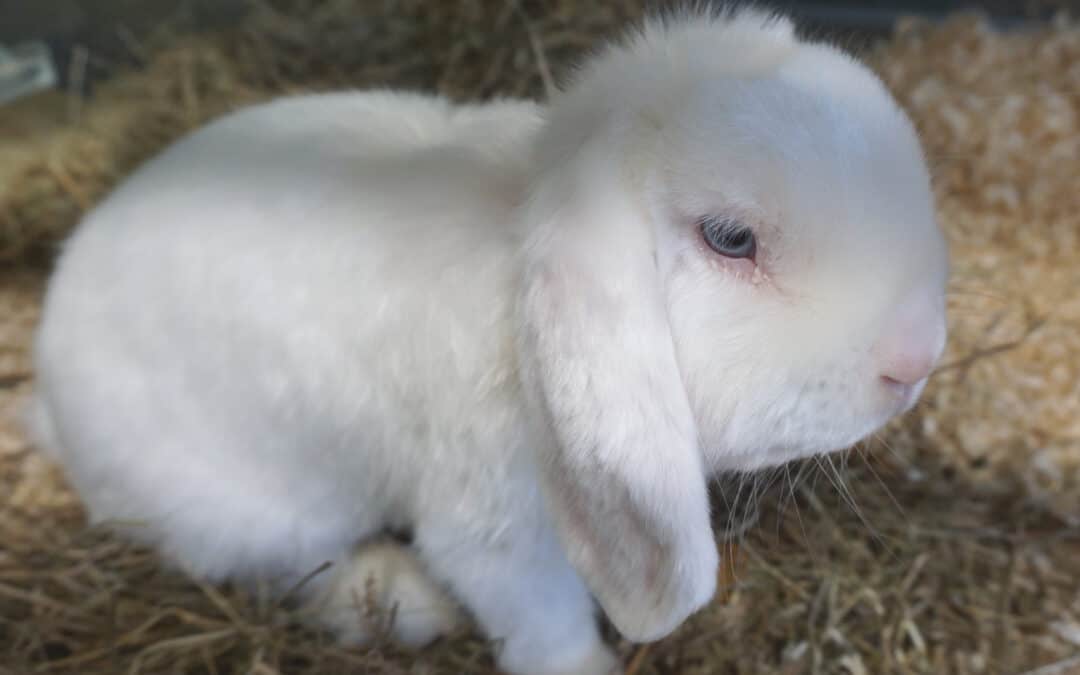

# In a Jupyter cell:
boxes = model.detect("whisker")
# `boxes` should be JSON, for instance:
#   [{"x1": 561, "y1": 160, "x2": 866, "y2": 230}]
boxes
[
  {"x1": 751, "y1": 467, "x2": 781, "y2": 538},
  {"x1": 819, "y1": 455, "x2": 859, "y2": 518},
  {"x1": 809, "y1": 454, "x2": 828, "y2": 495},
  {"x1": 776, "y1": 462, "x2": 795, "y2": 542},
  {"x1": 860, "y1": 441, "x2": 909, "y2": 522},
  {"x1": 782, "y1": 459, "x2": 816, "y2": 559},
  {"x1": 840, "y1": 445, "x2": 853, "y2": 475},
  {"x1": 870, "y1": 431, "x2": 915, "y2": 471},
  {"x1": 833, "y1": 453, "x2": 901, "y2": 559},
  {"x1": 725, "y1": 471, "x2": 751, "y2": 540},
  {"x1": 782, "y1": 460, "x2": 813, "y2": 540},
  {"x1": 816, "y1": 454, "x2": 890, "y2": 553},
  {"x1": 744, "y1": 471, "x2": 762, "y2": 541}
]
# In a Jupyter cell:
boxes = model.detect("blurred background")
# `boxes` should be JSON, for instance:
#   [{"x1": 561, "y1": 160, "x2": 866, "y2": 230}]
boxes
[{"x1": 0, "y1": 0, "x2": 1078, "y2": 97}]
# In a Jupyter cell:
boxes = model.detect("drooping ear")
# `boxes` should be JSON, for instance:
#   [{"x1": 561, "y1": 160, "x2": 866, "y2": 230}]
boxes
[{"x1": 516, "y1": 166, "x2": 718, "y2": 643}]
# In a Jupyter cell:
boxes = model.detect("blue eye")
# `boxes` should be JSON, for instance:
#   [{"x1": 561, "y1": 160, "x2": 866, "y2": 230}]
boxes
[{"x1": 700, "y1": 216, "x2": 756, "y2": 259}]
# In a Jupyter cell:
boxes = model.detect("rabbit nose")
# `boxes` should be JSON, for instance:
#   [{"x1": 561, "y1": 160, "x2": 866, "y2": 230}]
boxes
[
  {"x1": 874, "y1": 300, "x2": 946, "y2": 388},
  {"x1": 879, "y1": 350, "x2": 935, "y2": 388}
]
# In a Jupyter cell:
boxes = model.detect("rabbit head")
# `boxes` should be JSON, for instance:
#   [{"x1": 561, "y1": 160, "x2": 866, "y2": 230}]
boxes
[{"x1": 515, "y1": 9, "x2": 948, "y2": 643}]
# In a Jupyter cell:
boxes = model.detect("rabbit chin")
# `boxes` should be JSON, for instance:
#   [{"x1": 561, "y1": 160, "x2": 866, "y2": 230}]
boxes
[
  {"x1": 707, "y1": 429, "x2": 877, "y2": 474},
  {"x1": 700, "y1": 380, "x2": 927, "y2": 474}
]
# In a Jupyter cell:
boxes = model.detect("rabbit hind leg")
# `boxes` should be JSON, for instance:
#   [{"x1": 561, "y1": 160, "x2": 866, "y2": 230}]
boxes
[{"x1": 304, "y1": 537, "x2": 467, "y2": 649}]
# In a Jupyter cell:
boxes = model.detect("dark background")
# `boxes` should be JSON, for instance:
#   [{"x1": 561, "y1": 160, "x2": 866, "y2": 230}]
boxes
[{"x1": 0, "y1": 0, "x2": 1077, "y2": 92}]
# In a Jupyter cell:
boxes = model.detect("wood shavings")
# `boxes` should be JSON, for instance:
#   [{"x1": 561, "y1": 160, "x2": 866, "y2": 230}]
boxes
[{"x1": 1, "y1": 3, "x2": 1079, "y2": 674}]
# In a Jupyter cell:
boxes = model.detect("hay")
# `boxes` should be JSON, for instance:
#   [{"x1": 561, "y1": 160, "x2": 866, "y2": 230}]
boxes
[{"x1": 2, "y1": 2, "x2": 1080, "y2": 673}]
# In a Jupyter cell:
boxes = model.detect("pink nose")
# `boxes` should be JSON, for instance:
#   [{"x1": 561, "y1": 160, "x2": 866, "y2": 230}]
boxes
[
  {"x1": 874, "y1": 301, "x2": 946, "y2": 387},
  {"x1": 879, "y1": 347, "x2": 937, "y2": 386}
]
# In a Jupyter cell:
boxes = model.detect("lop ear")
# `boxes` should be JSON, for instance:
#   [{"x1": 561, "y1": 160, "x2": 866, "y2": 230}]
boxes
[{"x1": 517, "y1": 174, "x2": 718, "y2": 642}]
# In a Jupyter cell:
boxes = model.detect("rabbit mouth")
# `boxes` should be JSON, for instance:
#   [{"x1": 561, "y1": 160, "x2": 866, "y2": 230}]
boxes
[{"x1": 892, "y1": 379, "x2": 928, "y2": 414}]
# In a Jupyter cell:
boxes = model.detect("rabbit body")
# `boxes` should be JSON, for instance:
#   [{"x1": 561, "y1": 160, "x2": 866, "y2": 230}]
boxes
[
  {"x1": 31, "y1": 92, "x2": 612, "y2": 672},
  {"x1": 30, "y1": 9, "x2": 950, "y2": 675},
  {"x1": 33, "y1": 90, "x2": 541, "y2": 580}
]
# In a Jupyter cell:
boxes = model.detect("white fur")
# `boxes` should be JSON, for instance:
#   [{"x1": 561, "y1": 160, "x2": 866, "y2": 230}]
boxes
[
  {"x1": 307, "y1": 538, "x2": 464, "y2": 649},
  {"x1": 28, "y1": 7, "x2": 947, "y2": 675}
]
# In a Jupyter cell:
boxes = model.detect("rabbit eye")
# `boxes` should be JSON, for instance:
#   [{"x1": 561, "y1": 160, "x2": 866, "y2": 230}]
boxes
[{"x1": 700, "y1": 216, "x2": 756, "y2": 260}]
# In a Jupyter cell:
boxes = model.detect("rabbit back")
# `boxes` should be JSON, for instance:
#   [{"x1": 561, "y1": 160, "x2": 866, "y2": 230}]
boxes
[{"x1": 31, "y1": 91, "x2": 545, "y2": 582}]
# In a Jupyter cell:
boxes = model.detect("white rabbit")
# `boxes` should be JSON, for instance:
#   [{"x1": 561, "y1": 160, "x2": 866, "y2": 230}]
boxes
[{"x1": 27, "y1": 6, "x2": 948, "y2": 675}]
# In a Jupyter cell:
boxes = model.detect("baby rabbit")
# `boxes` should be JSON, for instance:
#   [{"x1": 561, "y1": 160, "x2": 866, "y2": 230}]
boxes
[{"x1": 28, "y1": 7, "x2": 948, "y2": 675}]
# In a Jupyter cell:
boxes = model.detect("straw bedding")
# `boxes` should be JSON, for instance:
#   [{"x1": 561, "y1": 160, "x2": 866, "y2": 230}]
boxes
[{"x1": 1, "y1": 2, "x2": 1079, "y2": 673}]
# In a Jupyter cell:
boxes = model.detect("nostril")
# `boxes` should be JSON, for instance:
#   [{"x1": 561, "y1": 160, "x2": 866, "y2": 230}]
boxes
[
  {"x1": 875, "y1": 297, "x2": 947, "y2": 388},
  {"x1": 875, "y1": 329, "x2": 943, "y2": 387},
  {"x1": 879, "y1": 351, "x2": 935, "y2": 387},
  {"x1": 880, "y1": 374, "x2": 913, "y2": 396}
]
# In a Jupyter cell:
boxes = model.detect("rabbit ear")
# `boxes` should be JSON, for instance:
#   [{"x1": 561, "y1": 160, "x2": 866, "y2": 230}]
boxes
[{"x1": 517, "y1": 169, "x2": 718, "y2": 642}]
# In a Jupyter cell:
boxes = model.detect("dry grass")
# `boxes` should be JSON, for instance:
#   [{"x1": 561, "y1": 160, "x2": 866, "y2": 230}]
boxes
[{"x1": 2, "y1": 2, "x2": 1080, "y2": 673}]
